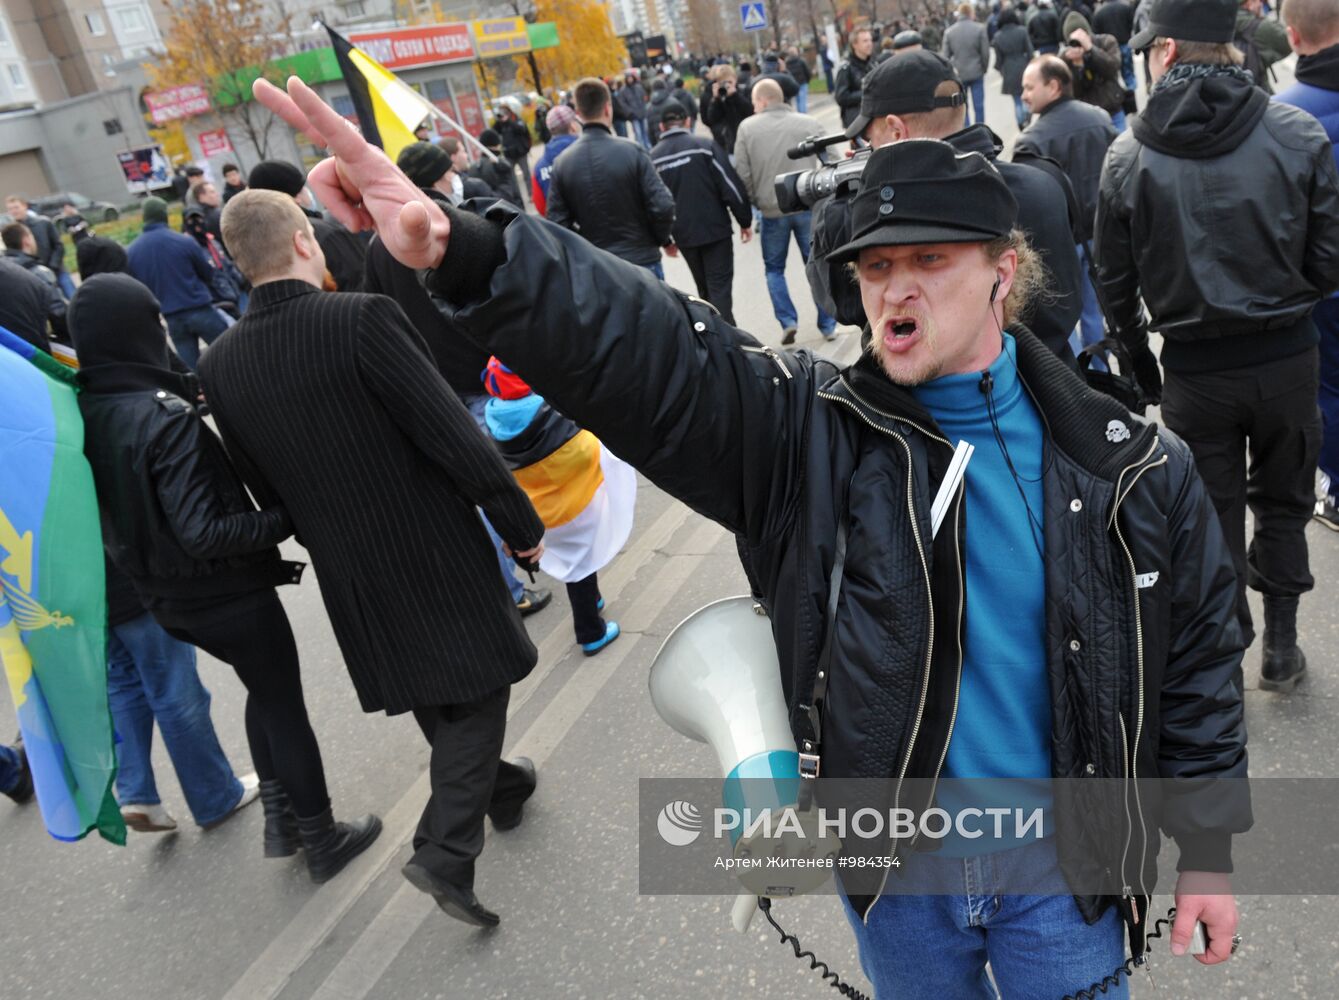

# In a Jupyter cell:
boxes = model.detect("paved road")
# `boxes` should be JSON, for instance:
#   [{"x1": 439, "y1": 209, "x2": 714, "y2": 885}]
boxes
[{"x1": 6, "y1": 64, "x2": 1339, "y2": 1000}]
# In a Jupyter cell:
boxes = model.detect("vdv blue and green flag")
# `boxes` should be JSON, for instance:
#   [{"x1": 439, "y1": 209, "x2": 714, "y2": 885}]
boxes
[{"x1": 0, "y1": 326, "x2": 124, "y2": 844}]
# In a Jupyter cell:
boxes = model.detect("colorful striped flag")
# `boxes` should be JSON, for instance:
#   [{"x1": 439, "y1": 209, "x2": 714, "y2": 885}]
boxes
[
  {"x1": 0, "y1": 327, "x2": 124, "y2": 844},
  {"x1": 326, "y1": 23, "x2": 429, "y2": 163}
]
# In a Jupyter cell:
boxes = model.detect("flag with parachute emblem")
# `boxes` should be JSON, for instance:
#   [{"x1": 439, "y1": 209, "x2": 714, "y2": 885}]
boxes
[
  {"x1": 325, "y1": 23, "x2": 432, "y2": 163},
  {"x1": 0, "y1": 326, "x2": 124, "y2": 845}
]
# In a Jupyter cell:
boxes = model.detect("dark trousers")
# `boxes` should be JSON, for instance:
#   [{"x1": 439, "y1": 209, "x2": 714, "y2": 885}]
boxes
[
  {"x1": 164, "y1": 590, "x2": 330, "y2": 817},
  {"x1": 1160, "y1": 348, "x2": 1321, "y2": 644},
  {"x1": 681, "y1": 238, "x2": 737, "y2": 325},
  {"x1": 565, "y1": 571, "x2": 606, "y2": 644},
  {"x1": 1315, "y1": 298, "x2": 1339, "y2": 502},
  {"x1": 410, "y1": 686, "x2": 532, "y2": 889}
]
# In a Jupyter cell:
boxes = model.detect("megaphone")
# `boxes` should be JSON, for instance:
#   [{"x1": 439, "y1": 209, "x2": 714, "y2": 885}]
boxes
[{"x1": 649, "y1": 596, "x2": 840, "y2": 932}]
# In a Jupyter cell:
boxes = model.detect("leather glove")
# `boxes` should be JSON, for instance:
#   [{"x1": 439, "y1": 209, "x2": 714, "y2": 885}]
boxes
[{"x1": 1128, "y1": 344, "x2": 1163, "y2": 406}]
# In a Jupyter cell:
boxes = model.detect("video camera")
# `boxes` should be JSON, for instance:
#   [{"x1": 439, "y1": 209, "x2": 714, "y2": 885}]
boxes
[{"x1": 773, "y1": 131, "x2": 870, "y2": 215}]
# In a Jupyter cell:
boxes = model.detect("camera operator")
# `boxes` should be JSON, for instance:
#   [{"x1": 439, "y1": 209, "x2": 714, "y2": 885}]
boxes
[
  {"x1": 805, "y1": 52, "x2": 1085, "y2": 362},
  {"x1": 700, "y1": 65, "x2": 752, "y2": 157},
  {"x1": 1062, "y1": 16, "x2": 1128, "y2": 128}
]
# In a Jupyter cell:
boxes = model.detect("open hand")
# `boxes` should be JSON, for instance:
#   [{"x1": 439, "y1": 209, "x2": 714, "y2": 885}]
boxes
[{"x1": 251, "y1": 76, "x2": 450, "y2": 269}]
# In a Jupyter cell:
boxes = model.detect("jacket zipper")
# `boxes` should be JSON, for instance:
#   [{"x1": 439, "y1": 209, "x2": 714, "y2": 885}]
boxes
[
  {"x1": 817, "y1": 386, "x2": 959, "y2": 922},
  {"x1": 740, "y1": 344, "x2": 793, "y2": 380},
  {"x1": 1118, "y1": 713, "x2": 1136, "y2": 922},
  {"x1": 1108, "y1": 446, "x2": 1168, "y2": 910}
]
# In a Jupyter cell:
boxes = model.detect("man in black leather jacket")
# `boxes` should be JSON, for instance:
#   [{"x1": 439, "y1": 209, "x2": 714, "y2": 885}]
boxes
[
  {"x1": 257, "y1": 74, "x2": 1251, "y2": 994},
  {"x1": 833, "y1": 28, "x2": 876, "y2": 128},
  {"x1": 546, "y1": 77, "x2": 676, "y2": 277},
  {"x1": 1097, "y1": 0, "x2": 1339, "y2": 693}
]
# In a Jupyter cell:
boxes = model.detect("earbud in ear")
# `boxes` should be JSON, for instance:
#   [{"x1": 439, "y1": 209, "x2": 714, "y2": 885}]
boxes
[{"x1": 990, "y1": 276, "x2": 1001, "y2": 303}]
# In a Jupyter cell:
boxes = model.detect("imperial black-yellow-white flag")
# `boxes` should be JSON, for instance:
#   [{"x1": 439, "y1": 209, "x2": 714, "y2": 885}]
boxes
[{"x1": 325, "y1": 24, "x2": 426, "y2": 162}]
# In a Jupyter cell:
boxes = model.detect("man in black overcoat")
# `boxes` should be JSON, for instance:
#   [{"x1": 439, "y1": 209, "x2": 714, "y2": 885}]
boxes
[{"x1": 199, "y1": 188, "x2": 547, "y2": 928}]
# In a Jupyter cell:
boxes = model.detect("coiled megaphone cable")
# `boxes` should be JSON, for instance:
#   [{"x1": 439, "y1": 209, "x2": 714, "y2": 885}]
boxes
[
  {"x1": 757, "y1": 896, "x2": 1180, "y2": 1000},
  {"x1": 756, "y1": 896, "x2": 872, "y2": 1000}
]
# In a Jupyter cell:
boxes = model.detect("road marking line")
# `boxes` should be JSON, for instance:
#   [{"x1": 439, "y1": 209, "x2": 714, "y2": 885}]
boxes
[
  {"x1": 222, "y1": 500, "x2": 701, "y2": 1000},
  {"x1": 307, "y1": 526, "x2": 724, "y2": 1000}
]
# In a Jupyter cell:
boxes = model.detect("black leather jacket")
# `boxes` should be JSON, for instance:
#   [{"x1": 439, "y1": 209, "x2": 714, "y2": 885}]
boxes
[
  {"x1": 1013, "y1": 97, "x2": 1118, "y2": 242},
  {"x1": 80, "y1": 381, "x2": 298, "y2": 608},
  {"x1": 426, "y1": 201, "x2": 1251, "y2": 937},
  {"x1": 833, "y1": 53, "x2": 874, "y2": 127},
  {"x1": 1097, "y1": 71, "x2": 1339, "y2": 369},
  {"x1": 545, "y1": 122, "x2": 676, "y2": 266}
]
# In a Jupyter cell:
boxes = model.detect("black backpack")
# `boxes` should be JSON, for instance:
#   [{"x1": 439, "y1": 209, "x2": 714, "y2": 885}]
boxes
[{"x1": 1234, "y1": 17, "x2": 1272, "y2": 90}]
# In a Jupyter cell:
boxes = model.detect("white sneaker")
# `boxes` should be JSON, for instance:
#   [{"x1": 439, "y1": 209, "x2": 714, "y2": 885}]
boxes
[
  {"x1": 121, "y1": 802, "x2": 178, "y2": 832},
  {"x1": 235, "y1": 772, "x2": 261, "y2": 811}
]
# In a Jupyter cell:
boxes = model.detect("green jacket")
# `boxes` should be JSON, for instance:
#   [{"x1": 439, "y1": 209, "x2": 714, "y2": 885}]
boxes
[{"x1": 1235, "y1": 10, "x2": 1291, "y2": 93}]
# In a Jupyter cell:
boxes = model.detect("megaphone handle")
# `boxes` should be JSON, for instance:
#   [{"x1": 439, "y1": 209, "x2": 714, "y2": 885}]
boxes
[{"x1": 732, "y1": 893, "x2": 759, "y2": 934}]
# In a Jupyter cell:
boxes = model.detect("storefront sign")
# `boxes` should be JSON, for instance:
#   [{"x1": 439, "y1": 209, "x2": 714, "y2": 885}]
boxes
[
  {"x1": 144, "y1": 84, "x2": 212, "y2": 124},
  {"x1": 350, "y1": 24, "x2": 475, "y2": 69},
  {"x1": 198, "y1": 128, "x2": 233, "y2": 157},
  {"x1": 471, "y1": 17, "x2": 531, "y2": 57}
]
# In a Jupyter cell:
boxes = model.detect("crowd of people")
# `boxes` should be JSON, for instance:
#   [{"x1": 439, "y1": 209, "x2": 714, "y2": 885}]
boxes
[{"x1": 3, "y1": 0, "x2": 1339, "y2": 992}]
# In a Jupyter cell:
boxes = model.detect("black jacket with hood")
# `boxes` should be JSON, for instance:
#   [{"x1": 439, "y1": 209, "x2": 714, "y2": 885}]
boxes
[
  {"x1": 546, "y1": 122, "x2": 676, "y2": 266},
  {"x1": 423, "y1": 199, "x2": 1250, "y2": 941},
  {"x1": 1096, "y1": 66, "x2": 1339, "y2": 373},
  {"x1": 71, "y1": 274, "x2": 298, "y2": 620}
]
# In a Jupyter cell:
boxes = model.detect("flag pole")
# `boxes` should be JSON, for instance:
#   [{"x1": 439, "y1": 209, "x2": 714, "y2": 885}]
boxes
[{"x1": 420, "y1": 102, "x2": 498, "y2": 162}]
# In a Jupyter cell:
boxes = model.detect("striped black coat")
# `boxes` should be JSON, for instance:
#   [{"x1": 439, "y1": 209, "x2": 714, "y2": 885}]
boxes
[{"x1": 198, "y1": 280, "x2": 545, "y2": 713}]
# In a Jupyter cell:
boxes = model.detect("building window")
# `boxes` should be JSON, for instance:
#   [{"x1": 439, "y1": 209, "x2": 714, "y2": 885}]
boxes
[
  {"x1": 103, "y1": 117, "x2": 124, "y2": 135},
  {"x1": 341, "y1": 0, "x2": 366, "y2": 17},
  {"x1": 86, "y1": 12, "x2": 107, "y2": 35},
  {"x1": 8, "y1": 64, "x2": 27, "y2": 90},
  {"x1": 116, "y1": 7, "x2": 146, "y2": 32},
  {"x1": 331, "y1": 93, "x2": 354, "y2": 119}
]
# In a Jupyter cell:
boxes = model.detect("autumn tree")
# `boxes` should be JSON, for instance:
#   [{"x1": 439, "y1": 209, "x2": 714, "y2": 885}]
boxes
[
  {"x1": 513, "y1": 0, "x2": 627, "y2": 92},
  {"x1": 148, "y1": 0, "x2": 296, "y2": 166}
]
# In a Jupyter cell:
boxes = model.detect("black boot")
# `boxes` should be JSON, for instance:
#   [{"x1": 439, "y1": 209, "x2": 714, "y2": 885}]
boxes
[
  {"x1": 259, "y1": 779, "x2": 301, "y2": 858},
  {"x1": 1260, "y1": 595, "x2": 1307, "y2": 693},
  {"x1": 3, "y1": 743, "x2": 33, "y2": 804},
  {"x1": 296, "y1": 807, "x2": 383, "y2": 883}
]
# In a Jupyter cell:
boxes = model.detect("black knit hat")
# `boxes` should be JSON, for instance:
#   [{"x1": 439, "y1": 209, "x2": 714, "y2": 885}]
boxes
[
  {"x1": 396, "y1": 142, "x2": 452, "y2": 189},
  {"x1": 479, "y1": 128, "x2": 502, "y2": 149},
  {"x1": 247, "y1": 160, "x2": 307, "y2": 197},
  {"x1": 827, "y1": 140, "x2": 1017, "y2": 262}
]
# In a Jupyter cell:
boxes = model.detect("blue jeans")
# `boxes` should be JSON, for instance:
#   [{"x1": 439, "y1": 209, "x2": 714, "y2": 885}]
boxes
[
  {"x1": 0, "y1": 744, "x2": 21, "y2": 794},
  {"x1": 1072, "y1": 243, "x2": 1107, "y2": 371},
  {"x1": 1315, "y1": 297, "x2": 1339, "y2": 502},
  {"x1": 107, "y1": 612, "x2": 244, "y2": 825},
  {"x1": 463, "y1": 392, "x2": 525, "y2": 603},
  {"x1": 966, "y1": 77, "x2": 986, "y2": 125},
  {"x1": 643, "y1": 261, "x2": 665, "y2": 279},
  {"x1": 632, "y1": 118, "x2": 651, "y2": 148},
  {"x1": 760, "y1": 212, "x2": 835, "y2": 334},
  {"x1": 165, "y1": 304, "x2": 231, "y2": 370},
  {"x1": 1011, "y1": 93, "x2": 1029, "y2": 128},
  {"x1": 1119, "y1": 44, "x2": 1137, "y2": 92},
  {"x1": 842, "y1": 838, "x2": 1127, "y2": 999},
  {"x1": 1110, "y1": 109, "x2": 1127, "y2": 133},
  {"x1": 795, "y1": 82, "x2": 809, "y2": 113},
  {"x1": 57, "y1": 269, "x2": 76, "y2": 300}
]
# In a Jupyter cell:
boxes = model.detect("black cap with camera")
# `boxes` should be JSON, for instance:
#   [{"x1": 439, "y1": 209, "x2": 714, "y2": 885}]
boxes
[{"x1": 843, "y1": 51, "x2": 965, "y2": 140}]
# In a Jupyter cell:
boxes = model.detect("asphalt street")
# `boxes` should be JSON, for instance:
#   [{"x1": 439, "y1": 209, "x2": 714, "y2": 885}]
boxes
[{"x1": 5, "y1": 61, "x2": 1339, "y2": 1000}]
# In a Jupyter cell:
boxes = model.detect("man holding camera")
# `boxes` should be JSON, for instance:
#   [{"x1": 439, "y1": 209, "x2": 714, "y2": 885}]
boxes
[
  {"x1": 1096, "y1": 0, "x2": 1339, "y2": 693},
  {"x1": 254, "y1": 70, "x2": 1249, "y2": 996}
]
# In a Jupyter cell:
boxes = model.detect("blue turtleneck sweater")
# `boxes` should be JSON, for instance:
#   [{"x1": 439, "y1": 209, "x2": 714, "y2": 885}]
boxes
[{"x1": 911, "y1": 333, "x2": 1052, "y2": 856}]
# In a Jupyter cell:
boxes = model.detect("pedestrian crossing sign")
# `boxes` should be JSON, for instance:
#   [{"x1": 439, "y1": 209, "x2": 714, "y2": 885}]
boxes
[{"x1": 740, "y1": 2, "x2": 767, "y2": 30}]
